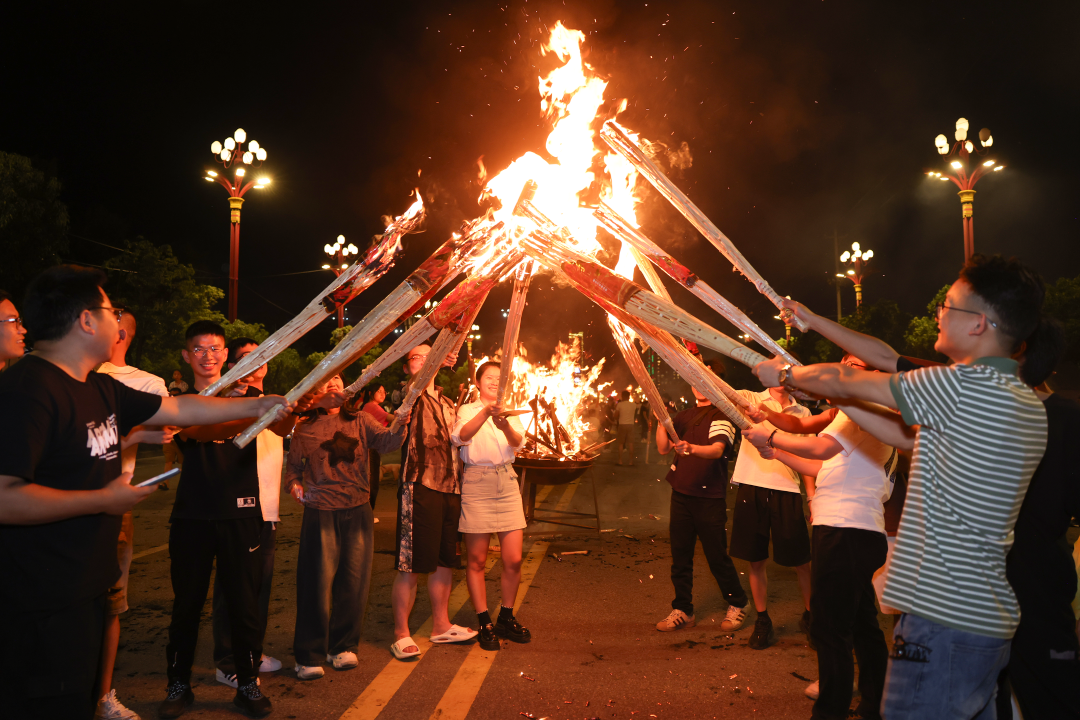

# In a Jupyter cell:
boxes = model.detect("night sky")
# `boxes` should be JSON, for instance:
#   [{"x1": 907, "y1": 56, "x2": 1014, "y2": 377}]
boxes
[{"x1": 3, "y1": 1, "x2": 1078, "y2": 376}]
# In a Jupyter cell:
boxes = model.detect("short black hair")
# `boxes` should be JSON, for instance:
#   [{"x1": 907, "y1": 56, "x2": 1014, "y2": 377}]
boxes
[
  {"x1": 0, "y1": 290, "x2": 13, "y2": 305},
  {"x1": 21, "y1": 265, "x2": 107, "y2": 342},
  {"x1": 184, "y1": 320, "x2": 226, "y2": 345},
  {"x1": 620, "y1": 389, "x2": 631, "y2": 400},
  {"x1": 476, "y1": 361, "x2": 501, "y2": 382},
  {"x1": 960, "y1": 254, "x2": 1044, "y2": 349},
  {"x1": 226, "y1": 336, "x2": 259, "y2": 365},
  {"x1": 705, "y1": 357, "x2": 726, "y2": 379},
  {"x1": 1018, "y1": 317, "x2": 1065, "y2": 388}
]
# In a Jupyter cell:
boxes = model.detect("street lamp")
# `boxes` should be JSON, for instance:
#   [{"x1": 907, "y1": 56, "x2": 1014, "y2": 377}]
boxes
[
  {"x1": 927, "y1": 118, "x2": 1003, "y2": 262},
  {"x1": 838, "y1": 242, "x2": 873, "y2": 307},
  {"x1": 205, "y1": 128, "x2": 270, "y2": 321},
  {"x1": 321, "y1": 235, "x2": 359, "y2": 328}
]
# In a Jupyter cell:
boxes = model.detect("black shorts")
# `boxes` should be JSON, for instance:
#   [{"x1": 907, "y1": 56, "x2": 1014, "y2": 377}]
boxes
[
  {"x1": 395, "y1": 481, "x2": 462, "y2": 574},
  {"x1": 729, "y1": 484, "x2": 811, "y2": 567}
]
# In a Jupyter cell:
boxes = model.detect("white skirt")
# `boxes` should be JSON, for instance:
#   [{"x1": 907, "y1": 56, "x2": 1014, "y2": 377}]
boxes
[{"x1": 458, "y1": 463, "x2": 527, "y2": 534}]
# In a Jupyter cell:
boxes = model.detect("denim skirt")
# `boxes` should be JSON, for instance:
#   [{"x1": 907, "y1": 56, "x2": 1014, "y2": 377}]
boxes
[{"x1": 458, "y1": 463, "x2": 527, "y2": 534}]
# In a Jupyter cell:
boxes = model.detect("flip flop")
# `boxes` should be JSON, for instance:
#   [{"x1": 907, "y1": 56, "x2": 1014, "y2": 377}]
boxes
[
  {"x1": 390, "y1": 637, "x2": 421, "y2": 660},
  {"x1": 429, "y1": 624, "x2": 479, "y2": 644}
]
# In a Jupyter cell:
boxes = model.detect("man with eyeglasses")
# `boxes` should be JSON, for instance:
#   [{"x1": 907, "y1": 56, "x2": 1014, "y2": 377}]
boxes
[
  {"x1": 0, "y1": 266, "x2": 291, "y2": 720},
  {"x1": 161, "y1": 322, "x2": 301, "y2": 718},
  {"x1": 755, "y1": 255, "x2": 1052, "y2": 719},
  {"x1": 0, "y1": 289, "x2": 28, "y2": 366}
]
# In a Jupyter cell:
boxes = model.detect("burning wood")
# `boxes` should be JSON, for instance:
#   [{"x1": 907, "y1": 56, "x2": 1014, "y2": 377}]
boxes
[
  {"x1": 342, "y1": 249, "x2": 520, "y2": 398},
  {"x1": 520, "y1": 232, "x2": 768, "y2": 369},
  {"x1": 233, "y1": 223, "x2": 497, "y2": 448},
  {"x1": 497, "y1": 266, "x2": 533, "y2": 405},
  {"x1": 599, "y1": 122, "x2": 809, "y2": 333},
  {"x1": 389, "y1": 297, "x2": 487, "y2": 433},
  {"x1": 608, "y1": 316, "x2": 679, "y2": 443},
  {"x1": 594, "y1": 201, "x2": 800, "y2": 366},
  {"x1": 203, "y1": 193, "x2": 425, "y2": 397}
]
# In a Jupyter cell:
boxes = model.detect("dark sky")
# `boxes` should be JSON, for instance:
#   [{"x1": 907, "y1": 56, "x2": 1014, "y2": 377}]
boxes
[{"x1": 3, "y1": 0, "x2": 1079, "y2": 376}]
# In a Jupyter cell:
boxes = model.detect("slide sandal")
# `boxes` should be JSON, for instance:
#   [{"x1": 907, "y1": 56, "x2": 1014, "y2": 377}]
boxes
[
  {"x1": 390, "y1": 637, "x2": 421, "y2": 660},
  {"x1": 429, "y1": 624, "x2": 478, "y2": 644}
]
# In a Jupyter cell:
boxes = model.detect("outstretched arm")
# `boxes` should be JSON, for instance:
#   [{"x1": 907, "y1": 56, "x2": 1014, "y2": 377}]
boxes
[
  {"x1": 754, "y1": 357, "x2": 897, "y2": 409},
  {"x1": 783, "y1": 299, "x2": 901, "y2": 372},
  {"x1": 743, "y1": 423, "x2": 843, "y2": 461},
  {"x1": 147, "y1": 394, "x2": 291, "y2": 429},
  {"x1": 834, "y1": 399, "x2": 915, "y2": 451},
  {"x1": 759, "y1": 405, "x2": 839, "y2": 435}
]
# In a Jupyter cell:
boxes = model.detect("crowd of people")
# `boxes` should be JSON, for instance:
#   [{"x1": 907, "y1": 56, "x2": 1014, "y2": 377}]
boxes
[{"x1": 0, "y1": 253, "x2": 1077, "y2": 720}]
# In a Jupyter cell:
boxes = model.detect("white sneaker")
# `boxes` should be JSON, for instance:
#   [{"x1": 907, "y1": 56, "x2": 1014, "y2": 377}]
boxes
[
  {"x1": 216, "y1": 669, "x2": 260, "y2": 688},
  {"x1": 655, "y1": 608, "x2": 695, "y2": 632},
  {"x1": 95, "y1": 689, "x2": 141, "y2": 720},
  {"x1": 805, "y1": 680, "x2": 819, "y2": 699},
  {"x1": 328, "y1": 651, "x2": 359, "y2": 670},
  {"x1": 719, "y1": 604, "x2": 748, "y2": 632},
  {"x1": 259, "y1": 654, "x2": 282, "y2": 672},
  {"x1": 295, "y1": 663, "x2": 325, "y2": 680}
]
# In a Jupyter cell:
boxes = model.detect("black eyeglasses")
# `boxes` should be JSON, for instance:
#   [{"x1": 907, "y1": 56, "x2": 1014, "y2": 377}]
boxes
[
  {"x1": 935, "y1": 302, "x2": 998, "y2": 329},
  {"x1": 1, "y1": 317, "x2": 23, "y2": 329},
  {"x1": 88, "y1": 306, "x2": 125, "y2": 322}
]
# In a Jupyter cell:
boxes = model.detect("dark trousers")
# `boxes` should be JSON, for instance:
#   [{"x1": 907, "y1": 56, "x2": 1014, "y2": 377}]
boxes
[
  {"x1": 810, "y1": 525, "x2": 888, "y2": 720},
  {"x1": 166, "y1": 518, "x2": 264, "y2": 687},
  {"x1": 293, "y1": 504, "x2": 374, "y2": 665},
  {"x1": 369, "y1": 450, "x2": 380, "y2": 511},
  {"x1": 669, "y1": 490, "x2": 748, "y2": 615},
  {"x1": 0, "y1": 594, "x2": 107, "y2": 720},
  {"x1": 212, "y1": 520, "x2": 276, "y2": 673}
]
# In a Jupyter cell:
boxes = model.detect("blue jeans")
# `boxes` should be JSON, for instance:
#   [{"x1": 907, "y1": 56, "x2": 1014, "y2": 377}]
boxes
[{"x1": 882, "y1": 613, "x2": 1011, "y2": 720}]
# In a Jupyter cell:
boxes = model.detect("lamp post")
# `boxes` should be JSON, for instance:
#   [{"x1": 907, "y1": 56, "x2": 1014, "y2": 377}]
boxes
[
  {"x1": 205, "y1": 128, "x2": 270, "y2": 322},
  {"x1": 321, "y1": 235, "x2": 359, "y2": 328},
  {"x1": 928, "y1": 118, "x2": 1004, "y2": 262},
  {"x1": 837, "y1": 242, "x2": 873, "y2": 307}
]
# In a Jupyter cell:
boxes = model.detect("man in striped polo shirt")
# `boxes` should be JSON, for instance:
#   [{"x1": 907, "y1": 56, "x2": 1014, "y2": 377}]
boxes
[{"x1": 754, "y1": 255, "x2": 1050, "y2": 719}]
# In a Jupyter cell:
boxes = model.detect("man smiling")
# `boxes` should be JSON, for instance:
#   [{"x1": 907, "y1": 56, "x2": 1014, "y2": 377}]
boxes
[
  {"x1": 755, "y1": 255, "x2": 1051, "y2": 719},
  {"x1": 0, "y1": 289, "x2": 27, "y2": 365}
]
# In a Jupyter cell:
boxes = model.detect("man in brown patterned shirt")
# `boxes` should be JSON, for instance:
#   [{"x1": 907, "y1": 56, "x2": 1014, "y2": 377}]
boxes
[{"x1": 389, "y1": 344, "x2": 476, "y2": 659}]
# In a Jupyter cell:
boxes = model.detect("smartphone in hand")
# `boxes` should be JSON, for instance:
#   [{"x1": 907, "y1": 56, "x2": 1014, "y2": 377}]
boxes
[{"x1": 135, "y1": 468, "x2": 180, "y2": 488}]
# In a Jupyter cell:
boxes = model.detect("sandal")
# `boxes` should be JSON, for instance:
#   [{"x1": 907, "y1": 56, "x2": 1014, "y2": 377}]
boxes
[
  {"x1": 429, "y1": 624, "x2": 478, "y2": 644},
  {"x1": 390, "y1": 637, "x2": 421, "y2": 660}
]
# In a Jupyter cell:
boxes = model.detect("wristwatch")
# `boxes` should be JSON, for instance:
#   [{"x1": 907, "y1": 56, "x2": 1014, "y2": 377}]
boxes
[{"x1": 776, "y1": 363, "x2": 794, "y2": 387}]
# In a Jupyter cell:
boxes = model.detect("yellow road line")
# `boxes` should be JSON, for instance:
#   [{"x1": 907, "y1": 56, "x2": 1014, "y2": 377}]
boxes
[
  {"x1": 131, "y1": 543, "x2": 169, "y2": 560},
  {"x1": 426, "y1": 481, "x2": 581, "y2": 720}
]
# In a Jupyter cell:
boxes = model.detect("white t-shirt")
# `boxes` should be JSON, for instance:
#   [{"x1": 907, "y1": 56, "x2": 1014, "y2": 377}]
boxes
[
  {"x1": 812, "y1": 411, "x2": 898, "y2": 534},
  {"x1": 452, "y1": 401, "x2": 526, "y2": 466},
  {"x1": 730, "y1": 389, "x2": 811, "y2": 493},
  {"x1": 615, "y1": 400, "x2": 638, "y2": 425},
  {"x1": 97, "y1": 362, "x2": 169, "y2": 475}
]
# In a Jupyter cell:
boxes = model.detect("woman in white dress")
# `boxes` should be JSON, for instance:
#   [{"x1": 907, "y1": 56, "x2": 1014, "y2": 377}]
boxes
[{"x1": 451, "y1": 361, "x2": 531, "y2": 651}]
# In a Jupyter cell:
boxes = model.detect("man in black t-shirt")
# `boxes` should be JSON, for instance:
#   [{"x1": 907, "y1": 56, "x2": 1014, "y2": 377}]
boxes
[
  {"x1": 162, "y1": 321, "x2": 301, "y2": 719},
  {"x1": 653, "y1": 363, "x2": 749, "y2": 635},
  {"x1": 0, "y1": 266, "x2": 290, "y2": 720}
]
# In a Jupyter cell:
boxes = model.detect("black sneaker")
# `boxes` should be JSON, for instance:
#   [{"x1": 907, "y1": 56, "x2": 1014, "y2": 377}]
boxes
[
  {"x1": 477, "y1": 623, "x2": 501, "y2": 651},
  {"x1": 233, "y1": 680, "x2": 272, "y2": 718},
  {"x1": 799, "y1": 609, "x2": 815, "y2": 649},
  {"x1": 747, "y1": 615, "x2": 776, "y2": 650},
  {"x1": 493, "y1": 614, "x2": 531, "y2": 643},
  {"x1": 158, "y1": 679, "x2": 194, "y2": 718}
]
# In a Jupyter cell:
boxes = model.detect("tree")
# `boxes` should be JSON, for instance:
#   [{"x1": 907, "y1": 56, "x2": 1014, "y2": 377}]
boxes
[
  {"x1": 1043, "y1": 274, "x2": 1080, "y2": 363},
  {"x1": 103, "y1": 238, "x2": 225, "y2": 380},
  {"x1": 903, "y1": 285, "x2": 949, "y2": 361},
  {"x1": 0, "y1": 151, "x2": 69, "y2": 298}
]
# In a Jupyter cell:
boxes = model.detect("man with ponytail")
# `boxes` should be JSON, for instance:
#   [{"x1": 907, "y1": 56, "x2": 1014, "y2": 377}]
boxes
[{"x1": 755, "y1": 254, "x2": 1053, "y2": 719}]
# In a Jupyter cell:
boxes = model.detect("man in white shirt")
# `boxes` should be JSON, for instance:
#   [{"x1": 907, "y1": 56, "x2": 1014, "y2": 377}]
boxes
[
  {"x1": 96, "y1": 306, "x2": 171, "y2": 720},
  {"x1": 614, "y1": 390, "x2": 639, "y2": 466},
  {"x1": 211, "y1": 337, "x2": 291, "y2": 686},
  {"x1": 744, "y1": 356, "x2": 900, "y2": 720},
  {"x1": 729, "y1": 384, "x2": 813, "y2": 650}
]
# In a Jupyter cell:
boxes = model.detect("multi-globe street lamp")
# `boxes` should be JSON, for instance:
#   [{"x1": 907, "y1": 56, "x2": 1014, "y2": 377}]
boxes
[
  {"x1": 205, "y1": 128, "x2": 270, "y2": 321},
  {"x1": 927, "y1": 118, "x2": 1004, "y2": 262},
  {"x1": 837, "y1": 242, "x2": 873, "y2": 307},
  {"x1": 321, "y1": 235, "x2": 359, "y2": 328}
]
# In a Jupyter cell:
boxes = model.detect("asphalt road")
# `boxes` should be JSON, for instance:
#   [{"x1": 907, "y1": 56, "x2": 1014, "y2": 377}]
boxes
[{"x1": 114, "y1": 437, "x2": 874, "y2": 720}]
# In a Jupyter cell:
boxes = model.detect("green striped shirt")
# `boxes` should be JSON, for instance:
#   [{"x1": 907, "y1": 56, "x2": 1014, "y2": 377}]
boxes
[{"x1": 886, "y1": 356, "x2": 1047, "y2": 638}]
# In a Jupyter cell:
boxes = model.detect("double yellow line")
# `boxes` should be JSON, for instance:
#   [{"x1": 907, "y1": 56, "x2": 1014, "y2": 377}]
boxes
[{"x1": 339, "y1": 481, "x2": 581, "y2": 720}]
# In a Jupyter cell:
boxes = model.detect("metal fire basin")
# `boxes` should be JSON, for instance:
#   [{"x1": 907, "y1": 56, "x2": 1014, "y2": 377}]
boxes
[{"x1": 513, "y1": 456, "x2": 599, "y2": 532}]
